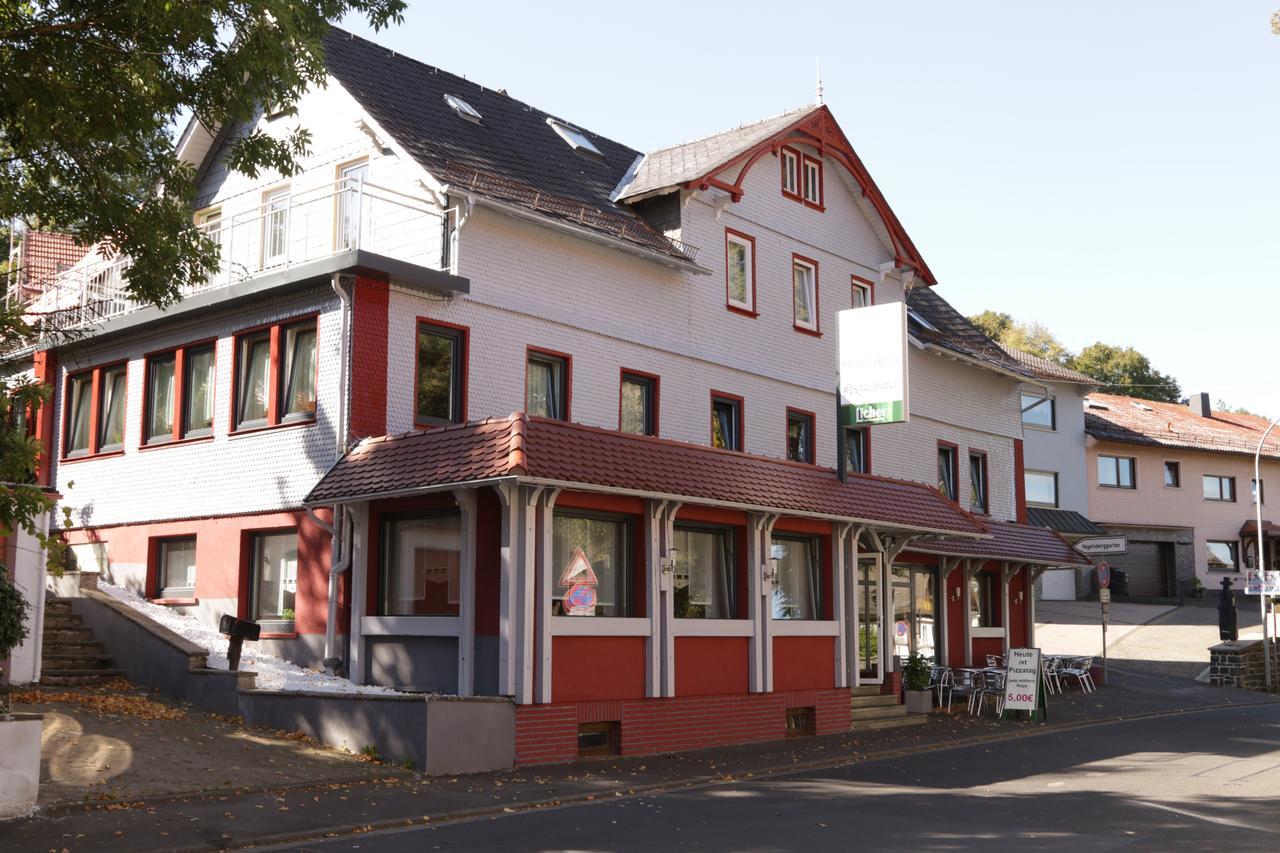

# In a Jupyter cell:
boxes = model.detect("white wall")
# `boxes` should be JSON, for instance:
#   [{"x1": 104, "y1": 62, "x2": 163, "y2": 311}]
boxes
[{"x1": 1020, "y1": 381, "x2": 1090, "y2": 514}]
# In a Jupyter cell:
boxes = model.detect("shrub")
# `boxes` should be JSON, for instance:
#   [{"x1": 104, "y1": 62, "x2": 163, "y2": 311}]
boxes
[{"x1": 902, "y1": 652, "x2": 932, "y2": 692}]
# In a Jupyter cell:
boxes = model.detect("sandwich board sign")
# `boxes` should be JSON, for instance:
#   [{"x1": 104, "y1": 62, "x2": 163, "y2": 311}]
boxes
[
  {"x1": 1003, "y1": 648, "x2": 1045, "y2": 719},
  {"x1": 837, "y1": 303, "x2": 909, "y2": 426}
]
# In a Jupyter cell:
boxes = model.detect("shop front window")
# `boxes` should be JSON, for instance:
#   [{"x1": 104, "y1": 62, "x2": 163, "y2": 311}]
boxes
[
  {"x1": 771, "y1": 536, "x2": 820, "y2": 620},
  {"x1": 673, "y1": 526, "x2": 735, "y2": 619},
  {"x1": 381, "y1": 513, "x2": 462, "y2": 616},
  {"x1": 552, "y1": 512, "x2": 632, "y2": 617}
]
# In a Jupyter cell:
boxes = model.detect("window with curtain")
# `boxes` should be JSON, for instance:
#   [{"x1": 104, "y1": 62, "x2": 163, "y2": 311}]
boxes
[
  {"x1": 527, "y1": 352, "x2": 567, "y2": 420},
  {"x1": 96, "y1": 365, "x2": 126, "y2": 452},
  {"x1": 711, "y1": 395, "x2": 742, "y2": 451},
  {"x1": 380, "y1": 513, "x2": 462, "y2": 616},
  {"x1": 620, "y1": 372, "x2": 656, "y2": 436},
  {"x1": 786, "y1": 410, "x2": 814, "y2": 463},
  {"x1": 146, "y1": 354, "x2": 176, "y2": 444},
  {"x1": 938, "y1": 444, "x2": 958, "y2": 501},
  {"x1": 845, "y1": 427, "x2": 869, "y2": 475},
  {"x1": 771, "y1": 536, "x2": 820, "y2": 620},
  {"x1": 552, "y1": 512, "x2": 632, "y2": 617},
  {"x1": 673, "y1": 526, "x2": 735, "y2": 619},
  {"x1": 251, "y1": 530, "x2": 298, "y2": 622},
  {"x1": 65, "y1": 372, "x2": 93, "y2": 455},
  {"x1": 183, "y1": 345, "x2": 216, "y2": 436},
  {"x1": 280, "y1": 322, "x2": 317, "y2": 421},
  {"x1": 416, "y1": 322, "x2": 465, "y2": 424},
  {"x1": 792, "y1": 258, "x2": 818, "y2": 331},
  {"x1": 236, "y1": 332, "x2": 271, "y2": 428},
  {"x1": 157, "y1": 537, "x2": 196, "y2": 598}
]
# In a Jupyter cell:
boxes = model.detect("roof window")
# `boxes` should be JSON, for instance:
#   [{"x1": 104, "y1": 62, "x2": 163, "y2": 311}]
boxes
[
  {"x1": 1131, "y1": 401, "x2": 1154, "y2": 412},
  {"x1": 444, "y1": 94, "x2": 482, "y2": 124},
  {"x1": 1087, "y1": 399, "x2": 1111, "y2": 411},
  {"x1": 547, "y1": 118, "x2": 603, "y2": 158},
  {"x1": 907, "y1": 307, "x2": 937, "y2": 332}
]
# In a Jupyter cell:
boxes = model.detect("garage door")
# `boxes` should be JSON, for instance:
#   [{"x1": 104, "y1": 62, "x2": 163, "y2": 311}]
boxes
[{"x1": 1113, "y1": 541, "x2": 1170, "y2": 597}]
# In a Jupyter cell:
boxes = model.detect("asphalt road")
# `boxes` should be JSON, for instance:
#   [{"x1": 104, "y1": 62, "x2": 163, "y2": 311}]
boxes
[{"x1": 286, "y1": 703, "x2": 1280, "y2": 852}]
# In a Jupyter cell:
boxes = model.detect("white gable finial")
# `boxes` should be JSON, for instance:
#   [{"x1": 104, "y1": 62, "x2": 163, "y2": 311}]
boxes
[{"x1": 816, "y1": 58, "x2": 824, "y2": 105}]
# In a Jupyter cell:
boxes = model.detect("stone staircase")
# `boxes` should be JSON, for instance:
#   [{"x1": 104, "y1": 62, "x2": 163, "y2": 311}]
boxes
[
  {"x1": 40, "y1": 598, "x2": 124, "y2": 686},
  {"x1": 850, "y1": 686, "x2": 928, "y2": 731}
]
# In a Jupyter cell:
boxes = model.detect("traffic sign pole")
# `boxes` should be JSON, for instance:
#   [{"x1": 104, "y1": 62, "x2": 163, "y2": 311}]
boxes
[{"x1": 1097, "y1": 562, "x2": 1111, "y2": 683}]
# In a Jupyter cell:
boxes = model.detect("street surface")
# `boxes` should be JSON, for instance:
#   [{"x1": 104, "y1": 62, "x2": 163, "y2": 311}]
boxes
[{"x1": 290, "y1": 703, "x2": 1280, "y2": 852}]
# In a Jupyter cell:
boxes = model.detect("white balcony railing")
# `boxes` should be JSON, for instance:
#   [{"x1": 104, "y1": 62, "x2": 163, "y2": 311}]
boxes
[{"x1": 14, "y1": 178, "x2": 450, "y2": 337}]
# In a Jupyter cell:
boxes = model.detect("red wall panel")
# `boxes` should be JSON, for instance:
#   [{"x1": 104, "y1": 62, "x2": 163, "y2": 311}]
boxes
[
  {"x1": 551, "y1": 636, "x2": 647, "y2": 702},
  {"x1": 675, "y1": 636, "x2": 749, "y2": 696},
  {"x1": 772, "y1": 635, "x2": 834, "y2": 691}
]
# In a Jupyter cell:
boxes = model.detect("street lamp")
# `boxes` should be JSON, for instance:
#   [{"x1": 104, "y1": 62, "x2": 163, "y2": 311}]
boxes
[{"x1": 1254, "y1": 414, "x2": 1280, "y2": 690}]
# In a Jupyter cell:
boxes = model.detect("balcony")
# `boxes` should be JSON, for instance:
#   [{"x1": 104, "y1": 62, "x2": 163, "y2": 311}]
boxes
[{"x1": 9, "y1": 178, "x2": 467, "y2": 350}]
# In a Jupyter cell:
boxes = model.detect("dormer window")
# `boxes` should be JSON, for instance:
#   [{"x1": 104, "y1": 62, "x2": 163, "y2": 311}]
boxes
[
  {"x1": 547, "y1": 118, "x2": 603, "y2": 158},
  {"x1": 444, "y1": 94, "x2": 482, "y2": 123},
  {"x1": 781, "y1": 148, "x2": 800, "y2": 199},
  {"x1": 801, "y1": 154, "x2": 823, "y2": 208}
]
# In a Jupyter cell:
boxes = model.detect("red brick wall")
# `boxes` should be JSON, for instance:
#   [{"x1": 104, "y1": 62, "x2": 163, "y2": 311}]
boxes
[
  {"x1": 349, "y1": 275, "x2": 389, "y2": 441},
  {"x1": 513, "y1": 688, "x2": 852, "y2": 766}
]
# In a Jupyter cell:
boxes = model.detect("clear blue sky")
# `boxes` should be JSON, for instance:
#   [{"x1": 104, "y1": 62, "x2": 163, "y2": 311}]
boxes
[{"x1": 341, "y1": 2, "x2": 1280, "y2": 416}]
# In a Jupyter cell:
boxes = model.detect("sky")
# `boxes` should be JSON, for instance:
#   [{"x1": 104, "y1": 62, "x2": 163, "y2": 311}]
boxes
[{"x1": 340, "y1": 2, "x2": 1280, "y2": 417}]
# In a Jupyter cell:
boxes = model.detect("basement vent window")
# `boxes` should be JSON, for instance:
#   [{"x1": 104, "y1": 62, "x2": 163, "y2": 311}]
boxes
[
  {"x1": 785, "y1": 706, "x2": 815, "y2": 737},
  {"x1": 547, "y1": 118, "x2": 603, "y2": 158},
  {"x1": 577, "y1": 721, "x2": 619, "y2": 756},
  {"x1": 444, "y1": 94, "x2": 482, "y2": 124}
]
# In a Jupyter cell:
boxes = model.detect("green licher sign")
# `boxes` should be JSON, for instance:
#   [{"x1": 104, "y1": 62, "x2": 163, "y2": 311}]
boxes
[{"x1": 838, "y1": 303, "x2": 909, "y2": 427}]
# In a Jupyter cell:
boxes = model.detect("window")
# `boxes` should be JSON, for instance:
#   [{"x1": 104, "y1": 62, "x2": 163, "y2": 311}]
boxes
[
  {"x1": 786, "y1": 409, "x2": 815, "y2": 464},
  {"x1": 792, "y1": 256, "x2": 819, "y2": 333},
  {"x1": 96, "y1": 365, "x2": 126, "y2": 452},
  {"x1": 526, "y1": 349, "x2": 569, "y2": 420},
  {"x1": 1164, "y1": 460, "x2": 1181, "y2": 488},
  {"x1": 336, "y1": 160, "x2": 369, "y2": 249},
  {"x1": 1097, "y1": 455, "x2": 1136, "y2": 489},
  {"x1": 1025, "y1": 471, "x2": 1059, "y2": 507},
  {"x1": 725, "y1": 230, "x2": 756, "y2": 314},
  {"x1": 416, "y1": 321, "x2": 467, "y2": 425},
  {"x1": 673, "y1": 526, "x2": 735, "y2": 619},
  {"x1": 771, "y1": 536, "x2": 820, "y2": 620},
  {"x1": 146, "y1": 353, "x2": 177, "y2": 443},
  {"x1": 195, "y1": 207, "x2": 221, "y2": 236},
  {"x1": 552, "y1": 512, "x2": 633, "y2": 617},
  {"x1": 1253, "y1": 478, "x2": 1265, "y2": 505},
  {"x1": 1206, "y1": 540, "x2": 1239, "y2": 572},
  {"x1": 64, "y1": 371, "x2": 93, "y2": 457},
  {"x1": 938, "y1": 443, "x2": 959, "y2": 501},
  {"x1": 546, "y1": 118, "x2": 603, "y2": 157},
  {"x1": 801, "y1": 154, "x2": 823, "y2": 208},
  {"x1": 250, "y1": 531, "x2": 298, "y2": 622},
  {"x1": 1021, "y1": 393, "x2": 1055, "y2": 430},
  {"x1": 262, "y1": 187, "x2": 290, "y2": 266},
  {"x1": 711, "y1": 393, "x2": 743, "y2": 451},
  {"x1": 444, "y1": 93, "x2": 482, "y2": 123},
  {"x1": 63, "y1": 364, "x2": 127, "y2": 458},
  {"x1": 844, "y1": 427, "x2": 869, "y2": 475},
  {"x1": 145, "y1": 343, "x2": 215, "y2": 445},
  {"x1": 780, "y1": 147, "x2": 800, "y2": 199},
  {"x1": 969, "y1": 452, "x2": 988, "y2": 514},
  {"x1": 232, "y1": 318, "x2": 318, "y2": 432},
  {"x1": 619, "y1": 371, "x2": 657, "y2": 437},
  {"x1": 381, "y1": 513, "x2": 461, "y2": 616},
  {"x1": 156, "y1": 537, "x2": 196, "y2": 599},
  {"x1": 850, "y1": 276, "x2": 874, "y2": 308},
  {"x1": 969, "y1": 572, "x2": 999, "y2": 628},
  {"x1": 577, "y1": 721, "x2": 619, "y2": 756},
  {"x1": 1203, "y1": 474, "x2": 1236, "y2": 502}
]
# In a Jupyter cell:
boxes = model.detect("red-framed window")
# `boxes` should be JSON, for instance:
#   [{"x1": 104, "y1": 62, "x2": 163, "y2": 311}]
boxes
[
  {"x1": 968, "y1": 450, "x2": 989, "y2": 515},
  {"x1": 230, "y1": 315, "x2": 318, "y2": 433},
  {"x1": 710, "y1": 391, "x2": 744, "y2": 452},
  {"x1": 619, "y1": 369, "x2": 659, "y2": 437},
  {"x1": 786, "y1": 408, "x2": 816, "y2": 464},
  {"x1": 780, "y1": 147, "x2": 801, "y2": 200},
  {"x1": 801, "y1": 153, "x2": 824, "y2": 209},
  {"x1": 851, "y1": 275, "x2": 875, "y2": 308},
  {"x1": 792, "y1": 254, "x2": 820, "y2": 335},
  {"x1": 415, "y1": 319, "x2": 468, "y2": 426},
  {"x1": 725, "y1": 228, "x2": 757, "y2": 316},
  {"x1": 62, "y1": 361, "x2": 127, "y2": 459},
  {"x1": 937, "y1": 441, "x2": 959, "y2": 502},
  {"x1": 143, "y1": 341, "x2": 216, "y2": 446},
  {"x1": 527, "y1": 346, "x2": 571, "y2": 421},
  {"x1": 153, "y1": 535, "x2": 197, "y2": 601}
]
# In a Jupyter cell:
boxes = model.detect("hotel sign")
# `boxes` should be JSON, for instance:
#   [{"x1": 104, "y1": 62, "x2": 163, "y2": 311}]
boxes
[{"x1": 838, "y1": 303, "x2": 909, "y2": 426}]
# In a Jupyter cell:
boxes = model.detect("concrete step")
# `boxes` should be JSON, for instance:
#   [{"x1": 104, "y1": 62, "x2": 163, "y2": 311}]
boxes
[
  {"x1": 42, "y1": 654, "x2": 117, "y2": 672},
  {"x1": 39, "y1": 670, "x2": 126, "y2": 686},
  {"x1": 43, "y1": 627, "x2": 93, "y2": 643},
  {"x1": 850, "y1": 686, "x2": 886, "y2": 696},
  {"x1": 850, "y1": 704, "x2": 909, "y2": 722},
  {"x1": 45, "y1": 599, "x2": 73, "y2": 615},
  {"x1": 855, "y1": 714, "x2": 930, "y2": 732},
  {"x1": 850, "y1": 692, "x2": 901, "y2": 709},
  {"x1": 43, "y1": 614, "x2": 85, "y2": 631},
  {"x1": 42, "y1": 640, "x2": 105, "y2": 656}
]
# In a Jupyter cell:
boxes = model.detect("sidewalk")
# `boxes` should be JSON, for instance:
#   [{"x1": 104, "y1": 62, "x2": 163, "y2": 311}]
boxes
[{"x1": 3, "y1": 669, "x2": 1275, "y2": 852}]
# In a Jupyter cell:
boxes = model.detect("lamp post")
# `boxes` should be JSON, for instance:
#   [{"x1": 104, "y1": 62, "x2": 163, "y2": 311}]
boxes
[{"x1": 1254, "y1": 415, "x2": 1280, "y2": 690}]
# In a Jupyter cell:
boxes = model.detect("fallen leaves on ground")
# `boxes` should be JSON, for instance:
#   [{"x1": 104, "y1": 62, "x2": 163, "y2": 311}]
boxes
[{"x1": 13, "y1": 685, "x2": 187, "y2": 720}]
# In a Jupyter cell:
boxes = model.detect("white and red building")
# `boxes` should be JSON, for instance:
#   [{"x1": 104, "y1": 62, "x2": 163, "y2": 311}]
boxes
[{"x1": 9, "y1": 29, "x2": 1086, "y2": 760}]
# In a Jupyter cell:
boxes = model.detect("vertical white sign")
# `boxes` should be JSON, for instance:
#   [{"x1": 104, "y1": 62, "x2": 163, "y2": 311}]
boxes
[
  {"x1": 1003, "y1": 647, "x2": 1042, "y2": 711},
  {"x1": 838, "y1": 303, "x2": 909, "y2": 426}
]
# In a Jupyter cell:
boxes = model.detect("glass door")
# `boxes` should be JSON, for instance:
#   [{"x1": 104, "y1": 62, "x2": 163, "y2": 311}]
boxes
[
  {"x1": 891, "y1": 565, "x2": 939, "y2": 664},
  {"x1": 856, "y1": 556, "x2": 883, "y2": 684}
]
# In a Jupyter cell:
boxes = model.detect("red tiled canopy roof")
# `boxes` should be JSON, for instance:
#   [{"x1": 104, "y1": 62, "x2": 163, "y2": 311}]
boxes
[
  {"x1": 907, "y1": 519, "x2": 1091, "y2": 567},
  {"x1": 1241, "y1": 519, "x2": 1280, "y2": 538},
  {"x1": 306, "y1": 414, "x2": 989, "y2": 537}
]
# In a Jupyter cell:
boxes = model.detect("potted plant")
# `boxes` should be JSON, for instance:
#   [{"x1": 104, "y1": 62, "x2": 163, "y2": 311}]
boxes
[
  {"x1": 902, "y1": 652, "x2": 934, "y2": 714},
  {"x1": 1191, "y1": 576, "x2": 1205, "y2": 600}
]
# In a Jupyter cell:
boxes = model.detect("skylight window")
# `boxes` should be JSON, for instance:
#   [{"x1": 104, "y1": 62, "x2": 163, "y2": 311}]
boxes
[
  {"x1": 444, "y1": 94, "x2": 481, "y2": 124},
  {"x1": 1132, "y1": 401, "x2": 1154, "y2": 412},
  {"x1": 906, "y1": 307, "x2": 937, "y2": 332},
  {"x1": 547, "y1": 118, "x2": 603, "y2": 158},
  {"x1": 1087, "y1": 400, "x2": 1111, "y2": 411}
]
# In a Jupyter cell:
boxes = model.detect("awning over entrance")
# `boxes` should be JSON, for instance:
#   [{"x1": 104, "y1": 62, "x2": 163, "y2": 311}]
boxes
[
  {"x1": 905, "y1": 519, "x2": 1092, "y2": 567},
  {"x1": 1240, "y1": 519, "x2": 1280, "y2": 538},
  {"x1": 1025, "y1": 507, "x2": 1107, "y2": 538},
  {"x1": 305, "y1": 413, "x2": 989, "y2": 537}
]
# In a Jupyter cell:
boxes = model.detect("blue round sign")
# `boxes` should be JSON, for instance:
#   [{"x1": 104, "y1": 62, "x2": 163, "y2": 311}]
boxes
[{"x1": 565, "y1": 582, "x2": 597, "y2": 614}]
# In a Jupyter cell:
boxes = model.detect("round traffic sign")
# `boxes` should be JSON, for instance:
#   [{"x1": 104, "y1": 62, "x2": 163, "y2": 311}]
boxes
[{"x1": 1097, "y1": 560, "x2": 1111, "y2": 590}]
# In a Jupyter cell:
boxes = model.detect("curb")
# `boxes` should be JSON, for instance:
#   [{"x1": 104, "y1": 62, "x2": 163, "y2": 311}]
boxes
[{"x1": 227, "y1": 696, "x2": 1280, "y2": 852}]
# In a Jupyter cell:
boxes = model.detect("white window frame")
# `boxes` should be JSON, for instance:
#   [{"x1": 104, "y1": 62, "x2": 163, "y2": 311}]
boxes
[
  {"x1": 781, "y1": 148, "x2": 799, "y2": 196},
  {"x1": 792, "y1": 257, "x2": 818, "y2": 333},
  {"x1": 725, "y1": 231, "x2": 755, "y2": 313},
  {"x1": 1098, "y1": 454, "x2": 1136, "y2": 489},
  {"x1": 802, "y1": 155, "x2": 822, "y2": 206},
  {"x1": 1025, "y1": 470, "x2": 1059, "y2": 508}
]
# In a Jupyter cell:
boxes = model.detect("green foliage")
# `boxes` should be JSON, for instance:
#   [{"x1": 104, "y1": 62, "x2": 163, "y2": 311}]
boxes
[
  {"x1": 0, "y1": 572, "x2": 29, "y2": 660},
  {"x1": 968, "y1": 310, "x2": 1070, "y2": 364},
  {"x1": 1068, "y1": 343, "x2": 1181, "y2": 402},
  {"x1": 0, "y1": 0, "x2": 406, "y2": 307},
  {"x1": 902, "y1": 651, "x2": 932, "y2": 692}
]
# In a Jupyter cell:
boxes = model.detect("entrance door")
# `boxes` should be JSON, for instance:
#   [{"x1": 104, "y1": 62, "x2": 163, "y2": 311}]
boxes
[
  {"x1": 856, "y1": 555, "x2": 883, "y2": 684},
  {"x1": 891, "y1": 565, "x2": 939, "y2": 664}
]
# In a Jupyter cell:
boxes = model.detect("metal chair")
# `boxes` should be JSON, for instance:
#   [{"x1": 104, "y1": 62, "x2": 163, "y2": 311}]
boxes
[
  {"x1": 977, "y1": 669, "x2": 1006, "y2": 716},
  {"x1": 1062, "y1": 656, "x2": 1096, "y2": 693},
  {"x1": 985, "y1": 654, "x2": 1005, "y2": 668},
  {"x1": 948, "y1": 668, "x2": 983, "y2": 713},
  {"x1": 1041, "y1": 656, "x2": 1063, "y2": 695},
  {"x1": 929, "y1": 666, "x2": 953, "y2": 708}
]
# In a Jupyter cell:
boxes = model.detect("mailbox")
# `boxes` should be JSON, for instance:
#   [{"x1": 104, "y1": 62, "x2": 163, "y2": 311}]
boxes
[
  {"x1": 219, "y1": 614, "x2": 261, "y2": 671},
  {"x1": 1218, "y1": 577, "x2": 1238, "y2": 643}
]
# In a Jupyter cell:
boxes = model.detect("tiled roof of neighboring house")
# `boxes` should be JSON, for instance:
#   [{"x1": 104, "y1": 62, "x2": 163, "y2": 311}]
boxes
[
  {"x1": 1000, "y1": 345, "x2": 1096, "y2": 385},
  {"x1": 905, "y1": 286, "x2": 1038, "y2": 381},
  {"x1": 1025, "y1": 507, "x2": 1108, "y2": 537},
  {"x1": 1084, "y1": 392, "x2": 1280, "y2": 461},
  {"x1": 1240, "y1": 520, "x2": 1280, "y2": 538},
  {"x1": 14, "y1": 231, "x2": 87, "y2": 297},
  {"x1": 321, "y1": 29, "x2": 692, "y2": 262},
  {"x1": 615, "y1": 106, "x2": 821, "y2": 200},
  {"x1": 306, "y1": 414, "x2": 990, "y2": 537},
  {"x1": 908, "y1": 519, "x2": 1091, "y2": 567}
]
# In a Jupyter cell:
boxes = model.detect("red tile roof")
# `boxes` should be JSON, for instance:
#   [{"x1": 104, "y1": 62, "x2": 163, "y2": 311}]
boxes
[
  {"x1": 907, "y1": 519, "x2": 1091, "y2": 567},
  {"x1": 306, "y1": 414, "x2": 989, "y2": 537},
  {"x1": 1085, "y1": 393, "x2": 1280, "y2": 460},
  {"x1": 1240, "y1": 520, "x2": 1280, "y2": 538}
]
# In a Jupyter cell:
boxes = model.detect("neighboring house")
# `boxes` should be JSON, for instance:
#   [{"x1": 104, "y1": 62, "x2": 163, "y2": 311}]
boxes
[
  {"x1": 5, "y1": 231, "x2": 87, "y2": 306},
  {"x1": 7, "y1": 28, "x2": 1085, "y2": 763},
  {"x1": 1002, "y1": 346, "x2": 1105, "y2": 600},
  {"x1": 1086, "y1": 392, "x2": 1280, "y2": 598}
]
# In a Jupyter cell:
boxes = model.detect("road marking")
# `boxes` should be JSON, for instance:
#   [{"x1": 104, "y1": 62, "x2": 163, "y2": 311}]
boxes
[{"x1": 1136, "y1": 799, "x2": 1279, "y2": 834}]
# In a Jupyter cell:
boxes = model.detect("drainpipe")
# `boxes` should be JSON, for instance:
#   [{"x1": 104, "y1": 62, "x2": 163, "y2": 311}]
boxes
[
  {"x1": 307, "y1": 504, "x2": 353, "y2": 674},
  {"x1": 330, "y1": 273, "x2": 352, "y2": 453}
]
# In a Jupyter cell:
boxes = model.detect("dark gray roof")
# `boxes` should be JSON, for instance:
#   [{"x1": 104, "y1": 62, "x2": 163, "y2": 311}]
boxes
[
  {"x1": 1000, "y1": 345, "x2": 1096, "y2": 384},
  {"x1": 1026, "y1": 507, "x2": 1108, "y2": 537},
  {"x1": 322, "y1": 28, "x2": 690, "y2": 261},
  {"x1": 617, "y1": 106, "x2": 820, "y2": 200},
  {"x1": 905, "y1": 287, "x2": 1037, "y2": 380}
]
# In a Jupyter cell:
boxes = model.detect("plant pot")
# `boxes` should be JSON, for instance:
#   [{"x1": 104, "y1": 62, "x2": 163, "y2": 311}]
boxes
[
  {"x1": 904, "y1": 688, "x2": 933, "y2": 715},
  {"x1": 1193, "y1": 588, "x2": 1205, "y2": 599},
  {"x1": 0, "y1": 713, "x2": 42, "y2": 820}
]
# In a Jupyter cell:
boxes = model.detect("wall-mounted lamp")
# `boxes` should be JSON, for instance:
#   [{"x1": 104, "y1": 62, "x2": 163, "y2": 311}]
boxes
[
  {"x1": 1015, "y1": 591, "x2": 1025, "y2": 605},
  {"x1": 950, "y1": 587, "x2": 962, "y2": 603},
  {"x1": 660, "y1": 547, "x2": 679, "y2": 575},
  {"x1": 762, "y1": 559, "x2": 779, "y2": 584}
]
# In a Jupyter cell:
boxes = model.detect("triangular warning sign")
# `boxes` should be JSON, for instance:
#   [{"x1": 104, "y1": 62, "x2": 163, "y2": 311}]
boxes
[{"x1": 559, "y1": 547, "x2": 599, "y2": 588}]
